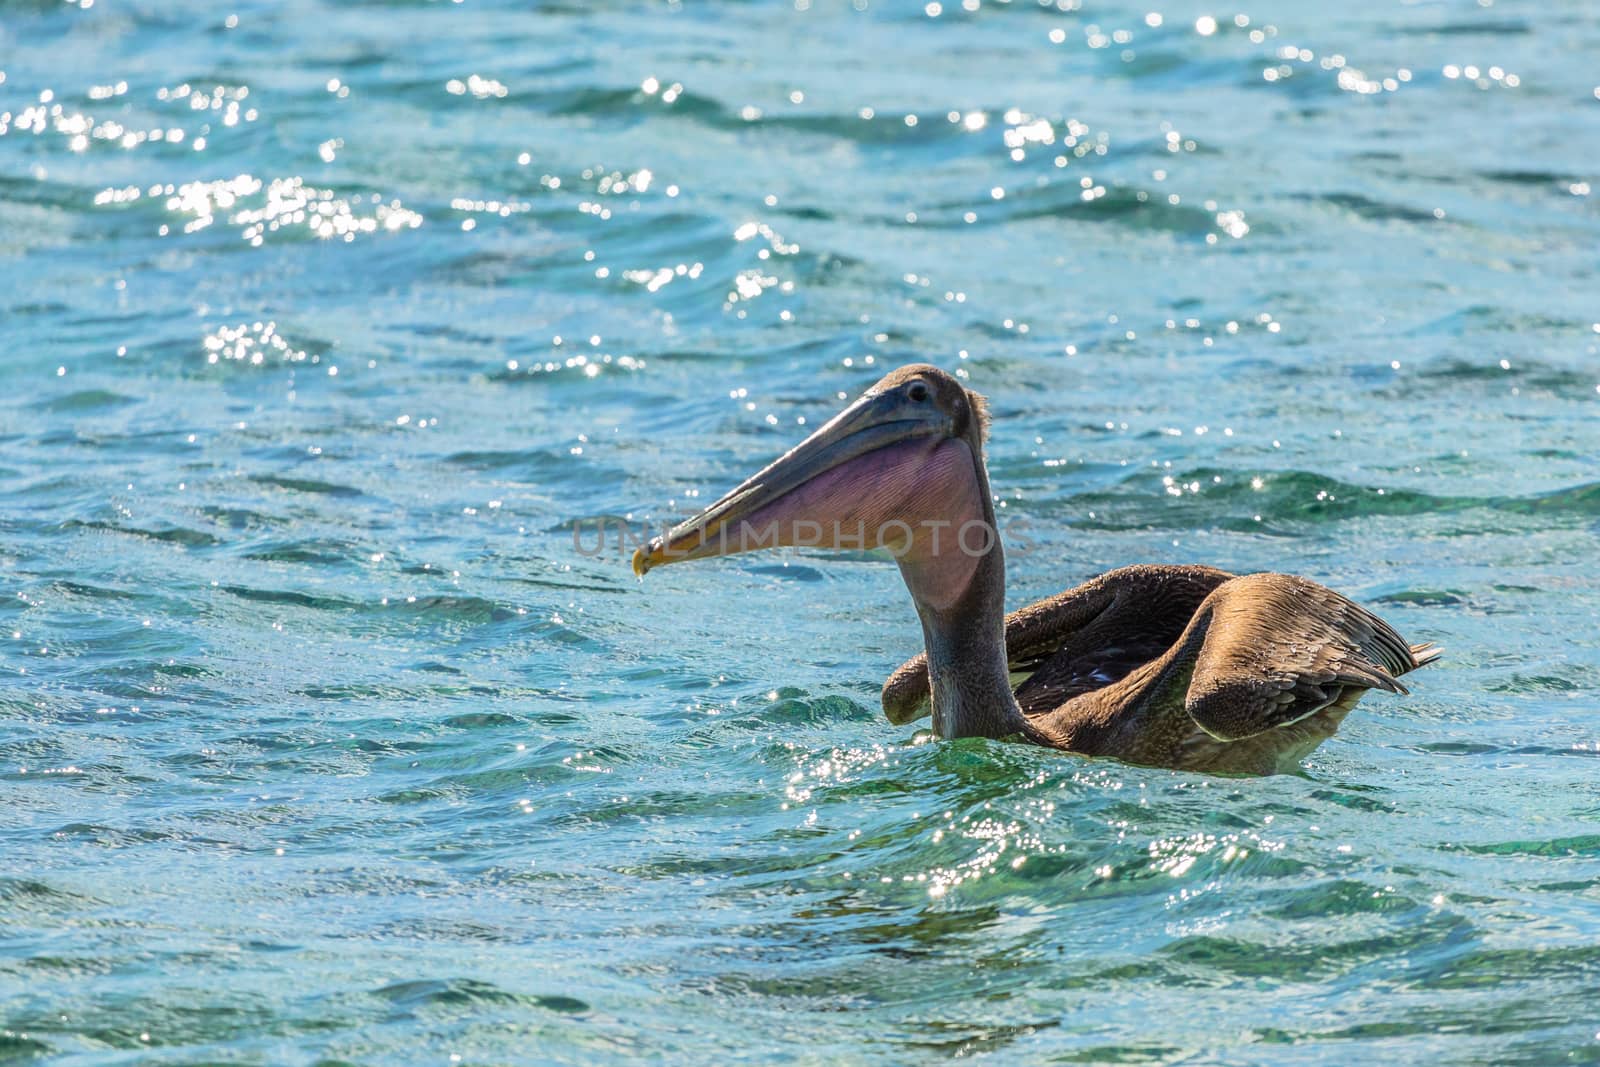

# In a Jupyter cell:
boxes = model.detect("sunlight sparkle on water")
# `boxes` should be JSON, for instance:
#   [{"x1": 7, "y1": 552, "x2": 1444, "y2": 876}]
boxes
[{"x1": 145, "y1": 174, "x2": 423, "y2": 244}]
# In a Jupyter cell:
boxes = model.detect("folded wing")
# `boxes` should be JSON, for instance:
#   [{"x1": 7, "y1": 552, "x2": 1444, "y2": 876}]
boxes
[
  {"x1": 881, "y1": 564, "x2": 1235, "y2": 725},
  {"x1": 1181, "y1": 572, "x2": 1441, "y2": 742}
]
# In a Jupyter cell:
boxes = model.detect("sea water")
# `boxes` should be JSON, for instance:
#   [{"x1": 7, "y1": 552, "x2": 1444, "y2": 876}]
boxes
[{"x1": 3, "y1": 1, "x2": 1599, "y2": 1062}]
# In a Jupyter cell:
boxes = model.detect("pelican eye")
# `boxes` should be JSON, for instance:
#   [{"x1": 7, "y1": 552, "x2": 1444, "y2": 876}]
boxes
[{"x1": 907, "y1": 381, "x2": 931, "y2": 403}]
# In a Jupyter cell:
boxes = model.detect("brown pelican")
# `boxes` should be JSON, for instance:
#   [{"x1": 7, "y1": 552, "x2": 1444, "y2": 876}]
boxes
[{"x1": 633, "y1": 364, "x2": 1439, "y2": 775}]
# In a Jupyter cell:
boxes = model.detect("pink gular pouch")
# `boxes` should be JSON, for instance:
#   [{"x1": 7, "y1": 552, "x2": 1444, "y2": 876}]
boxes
[{"x1": 721, "y1": 435, "x2": 988, "y2": 613}]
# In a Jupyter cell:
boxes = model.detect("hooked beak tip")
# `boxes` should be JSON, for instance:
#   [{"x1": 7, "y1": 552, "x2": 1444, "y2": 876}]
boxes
[{"x1": 633, "y1": 537, "x2": 672, "y2": 579}]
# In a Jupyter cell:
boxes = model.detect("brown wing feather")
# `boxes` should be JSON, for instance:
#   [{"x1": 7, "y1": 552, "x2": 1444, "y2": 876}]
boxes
[
  {"x1": 881, "y1": 564, "x2": 1234, "y2": 725},
  {"x1": 1183, "y1": 573, "x2": 1438, "y2": 742}
]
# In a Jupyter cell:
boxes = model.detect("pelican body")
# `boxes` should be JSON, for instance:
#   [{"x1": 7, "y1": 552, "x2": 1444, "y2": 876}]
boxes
[{"x1": 634, "y1": 365, "x2": 1438, "y2": 775}]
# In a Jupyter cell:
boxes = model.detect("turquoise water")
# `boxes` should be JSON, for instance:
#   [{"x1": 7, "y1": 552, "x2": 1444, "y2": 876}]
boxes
[{"x1": 3, "y1": 0, "x2": 1599, "y2": 1061}]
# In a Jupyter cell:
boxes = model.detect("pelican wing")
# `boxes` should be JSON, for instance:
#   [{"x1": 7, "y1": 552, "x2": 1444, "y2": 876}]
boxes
[
  {"x1": 881, "y1": 564, "x2": 1234, "y2": 725},
  {"x1": 1178, "y1": 573, "x2": 1442, "y2": 742}
]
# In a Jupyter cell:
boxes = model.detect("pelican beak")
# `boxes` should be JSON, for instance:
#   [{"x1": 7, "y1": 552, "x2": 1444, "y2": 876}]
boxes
[{"x1": 633, "y1": 388, "x2": 950, "y2": 577}]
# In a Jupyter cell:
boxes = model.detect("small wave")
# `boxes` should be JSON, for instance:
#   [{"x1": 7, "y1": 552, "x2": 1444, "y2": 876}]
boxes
[
  {"x1": 1415, "y1": 943, "x2": 1600, "y2": 991},
  {"x1": 249, "y1": 473, "x2": 366, "y2": 498},
  {"x1": 923, "y1": 182, "x2": 1227, "y2": 239},
  {"x1": 372, "y1": 977, "x2": 588, "y2": 1014},
  {"x1": 1296, "y1": 191, "x2": 1442, "y2": 224},
  {"x1": 1057, "y1": 468, "x2": 1600, "y2": 533},
  {"x1": 241, "y1": 537, "x2": 361, "y2": 564},
  {"x1": 1455, "y1": 834, "x2": 1600, "y2": 858},
  {"x1": 43, "y1": 388, "x2": 137, "y2": 413},
  {"x1": 1402, "y1": 18, "x2": 1531, "y2": 35},
  {"x1": 221, "y1": 585, "x2": 360, "y2": 612},
  {"x1": 61, "y1": 518, "x2": 221, "y2": 547}
]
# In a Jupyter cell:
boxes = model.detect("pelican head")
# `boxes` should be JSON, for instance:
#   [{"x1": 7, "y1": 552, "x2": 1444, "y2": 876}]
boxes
[
  {"x1": 637, "y1": 364, "x2": 1030, "y2": 739},
  {"x1": 633, "y1": 364, "x2": 996, "y2": 609}
]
